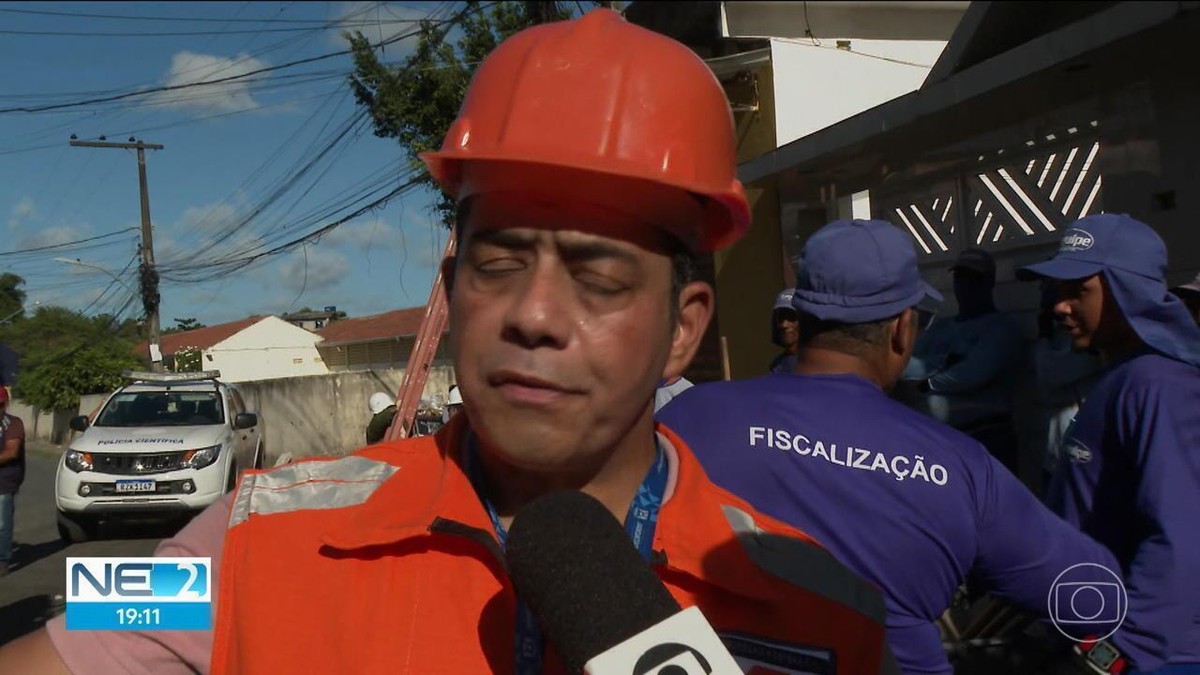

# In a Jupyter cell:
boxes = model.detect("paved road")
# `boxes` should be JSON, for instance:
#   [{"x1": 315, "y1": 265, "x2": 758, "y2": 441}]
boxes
[{"x1": 0, "y1": 444, "x2": 183, "y2": 646}]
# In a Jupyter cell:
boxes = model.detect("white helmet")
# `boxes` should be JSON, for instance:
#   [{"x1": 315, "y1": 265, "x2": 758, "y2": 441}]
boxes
[
  {"x1": 368, "y1": 392, "x2": 394, "y2": 415},
  {"x1": 447, "y1": 385, "x2": 463, "y2": 406}
]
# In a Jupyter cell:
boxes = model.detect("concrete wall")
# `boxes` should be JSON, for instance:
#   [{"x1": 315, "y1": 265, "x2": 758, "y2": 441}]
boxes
[
  {"x1": 232, "y1": 366, "x2": 456, "y2": 464},
  {"x1": 770, "y1": 38, "x2": 949, "y2": 147},
  {"x1": 8, "y1": 392, "x2": 108, "y2": 446},
  {"x1": 205, "y1": 316, "x2": 329, "y2": 383},
  {"x1": 1107, "y1": 74, "x2": 1200, "y2": 283},
  {"x1": 712, "y1": 61, "x2": 788, "y2": 380},
  {"x1": 13, "y1": 368, "x2": 456, "y2": 464}
]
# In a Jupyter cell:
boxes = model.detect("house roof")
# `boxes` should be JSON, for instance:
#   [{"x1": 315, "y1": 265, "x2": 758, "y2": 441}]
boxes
[
  {"x1": 282, "y1": 310, "x2": 338, "y2": 321},
  {"x1": 737, "y1": 1, "x2": 1188, "y2": 187},
  {"x1": 315, "y1": 307, "x2": 436, "y2": 347},
  {"x1": 925, "y1": 1, "x2": 1117, "y2": 85},
  {"x1": 141, "y1": 316, "x2": 266, "y2": 356}
]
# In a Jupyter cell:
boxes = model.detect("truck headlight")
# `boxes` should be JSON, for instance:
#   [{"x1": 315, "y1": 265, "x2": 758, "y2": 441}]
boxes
[
  {"x1": 181, "y1": 445, "x2": 221, "y2": 470},
  {"x1": 64, "y1": 450, "x2": 93, "y2": 473}
]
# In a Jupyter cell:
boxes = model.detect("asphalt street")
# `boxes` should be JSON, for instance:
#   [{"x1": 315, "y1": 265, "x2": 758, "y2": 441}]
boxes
[{"x1": 0, "y1": 443, "x2": 181, "y2": 646}]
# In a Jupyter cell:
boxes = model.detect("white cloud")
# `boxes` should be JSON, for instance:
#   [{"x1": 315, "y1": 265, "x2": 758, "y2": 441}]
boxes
[
  {"x1": 18, "y1": 225, "x2": 87, "y2": 249},
  {"x1": 157, "y1": 201, "x2": 266, "y2": 267},
  {"x1": 321, "y1": 218, "x2": 398, "y2": 252},
  {"x1": 151, "y1": 52, "x2": 269, "y2": 113},
  {"x1": 8, "y1": 197, "x2": 35, "y2": 229},
  {"x1": 328, "y1": 1, "x2": 436, "y2": 52},
  {"x1": 278, "y1": 246, "x2": 350, "y2": 293},
  {"x1": 180, "y1": 202, "x2": 241, "y2": 233}
]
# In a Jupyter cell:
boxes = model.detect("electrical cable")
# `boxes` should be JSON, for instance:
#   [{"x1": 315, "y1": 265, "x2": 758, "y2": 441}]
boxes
[{"x1": 0, "y1": 3, "x2": 496, "y2": 115}]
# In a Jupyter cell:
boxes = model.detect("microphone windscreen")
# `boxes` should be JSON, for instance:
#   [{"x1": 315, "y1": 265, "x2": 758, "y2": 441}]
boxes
[{"x1": 505, "y1": 489, "x2": 682, "y2": 673}]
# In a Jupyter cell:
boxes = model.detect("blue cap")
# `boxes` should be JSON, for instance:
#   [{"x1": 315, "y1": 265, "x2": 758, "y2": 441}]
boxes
[
  {"x1": 773, "y1": 288, "x2": 795, "y2": 311},
  {"x1": 950, "y1": 248, "x2": 996, "y2": 278},
  {"x1": 1019, "y1": 213, "x2": 1200, "y2": 367},
  {"x1": 1017, "y1": 213, "x2": 1166, "y2": 282},
  {"x1": 791, "y1": 219, "x2": 942, "y2": 323},
  {"x1": 771, "y1": 288, "x2": 797, "y2": 347}
]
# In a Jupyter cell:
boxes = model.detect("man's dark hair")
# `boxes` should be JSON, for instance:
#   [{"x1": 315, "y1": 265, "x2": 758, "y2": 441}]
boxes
[{"x1": 797, "y1": 312, "x2": 898, "y2": 359}]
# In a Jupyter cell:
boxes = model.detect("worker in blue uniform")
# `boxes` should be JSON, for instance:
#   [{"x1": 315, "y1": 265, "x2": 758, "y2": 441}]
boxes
[
  {"x1": 1018, "y1": 213, "x2": 1200, "y2": 674},
  {"x1": 769, "y1": 288, "x2": 801, "y2": 374},
  {"x1": 658, "y1": 219, "x2": 1122, "y2": 674}
]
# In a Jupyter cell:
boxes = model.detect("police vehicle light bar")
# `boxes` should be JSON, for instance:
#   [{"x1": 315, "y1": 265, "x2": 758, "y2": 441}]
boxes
[{"x1": 121, "y1": 370, "x2": 222, "y2": 383}]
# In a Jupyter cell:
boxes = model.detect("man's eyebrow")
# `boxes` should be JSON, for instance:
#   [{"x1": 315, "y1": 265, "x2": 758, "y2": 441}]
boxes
[
  {"x1": 469, "y1": 228, "x2": 639, "y2": 265},
  {"x1": 470, "y1": 229, "x2": 538, "y2": 250},
  {"x1": 556, "y1": 239, "x2": 639, "y2": 266}
]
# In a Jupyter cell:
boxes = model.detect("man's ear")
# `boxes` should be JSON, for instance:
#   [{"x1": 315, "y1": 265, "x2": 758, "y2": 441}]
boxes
[
  {"x1": 441, "y1": 255, "x2": 457, "y2": 299},
  {"x1": 891, "y1": 309, "x2": 915, "y2": 356},
  {"x1": 662, "y1": 281, "x2": 714, "y2": 381}
]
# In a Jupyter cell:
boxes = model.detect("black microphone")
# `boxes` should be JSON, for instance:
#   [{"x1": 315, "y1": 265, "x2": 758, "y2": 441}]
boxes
[{"x1": 505, "y1": 490, "x2": 744, "y2": 674}]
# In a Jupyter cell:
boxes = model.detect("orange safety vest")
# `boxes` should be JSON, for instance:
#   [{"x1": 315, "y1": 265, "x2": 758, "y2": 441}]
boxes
[{"x1": 212, "y1": 415, "x2": 891, "y2": 674}]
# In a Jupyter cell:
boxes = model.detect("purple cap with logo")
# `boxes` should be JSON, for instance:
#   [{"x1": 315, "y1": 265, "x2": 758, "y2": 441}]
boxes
[
  {"x1": 792, "y1": 219, "x2": 942, "y2": 323},
  {"x1": 1019, "y1": 213, "x2": 1200, "y2": 366},
  {"x1": 774, "y1": 288, "x2": 796, "y2": 311},
  {"x1": 1017, "y1": 213, "x2": 1167, "y2": 282}
]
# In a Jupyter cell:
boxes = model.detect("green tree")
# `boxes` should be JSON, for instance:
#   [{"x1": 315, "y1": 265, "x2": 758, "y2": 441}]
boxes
[
  {"x1": 0, "y1": 305, "x2": 140, "y2": 409},
  {"x1": 347, "y1": 2, "x2": 607, "y2": 226},
  {"x1": 0, "y1": 273, "x2": 27, "y2": 322},
  {"x1": 163, "y1": 317, "x2": 206, "y2": 334},
  {"x1": 172, "y1": 347, "x2": 203, "y2": 373},
  {"x1": 19, "y1": 345, "x2": 137, "y2": 410}
]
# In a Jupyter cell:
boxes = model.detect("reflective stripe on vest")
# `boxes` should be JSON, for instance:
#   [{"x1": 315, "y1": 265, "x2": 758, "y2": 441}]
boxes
[
  {"x1": 721, "y1": 504, "x2": 887, "y2": 624},
  {"x1": 229, "y1": 455, "x2": 400, "y2": 528}
]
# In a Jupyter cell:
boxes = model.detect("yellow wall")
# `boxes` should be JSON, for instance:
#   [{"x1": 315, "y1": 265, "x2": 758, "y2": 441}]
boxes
[{"x1": 713, "y1": 63, "x2": 786, "y2": 380}]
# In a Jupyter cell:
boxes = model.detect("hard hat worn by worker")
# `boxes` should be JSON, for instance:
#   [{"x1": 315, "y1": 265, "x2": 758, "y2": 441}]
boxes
[
  {"x1": 421, "y1": 8, "x2": 750, "y2": 253},
  {"x1": 446, "y1": 385, "x2": 463, "y2": 406},
  {"x1": 368, "y1": 392, "x2": 394, "y2": 415}
]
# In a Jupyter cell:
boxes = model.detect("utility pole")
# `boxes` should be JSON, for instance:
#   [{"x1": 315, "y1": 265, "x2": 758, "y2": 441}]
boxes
[{"x1": 70, "y1": 138, "x2": 166, "y2": 371}]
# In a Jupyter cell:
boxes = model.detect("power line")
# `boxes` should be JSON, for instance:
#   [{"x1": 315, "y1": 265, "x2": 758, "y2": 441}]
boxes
[
  {"x1": 0, "y1": 5, "x2": 377, "y2": 104},
  {"x1": 0, "y1": 3, "x2": 494, "y2": 115},
  {"x1": 0, "y1": 23, "x2": 422, "y2": 38},
  {"x1": 161, "y1": 173, "x2": 422, "y2": 283},
  {"x1": 0, "y1": 6, "x2": 409, "y2": 24},
  {"x1": 0, "y1": 228, "x2": 139, "y2": 257}
]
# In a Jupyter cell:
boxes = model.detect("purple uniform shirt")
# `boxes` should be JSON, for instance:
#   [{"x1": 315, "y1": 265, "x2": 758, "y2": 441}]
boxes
[
  {"x1": 1049, "y1": 353, "x2": 1200, "y2": 669},
  {"x1": 659, "y1": 372, "x2": 1120, "y2": 675}
]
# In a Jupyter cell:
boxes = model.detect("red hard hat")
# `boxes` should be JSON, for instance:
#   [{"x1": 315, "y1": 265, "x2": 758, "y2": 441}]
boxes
[{"x1": 421, "y1": 9, "x2": 750, "y2": 252}]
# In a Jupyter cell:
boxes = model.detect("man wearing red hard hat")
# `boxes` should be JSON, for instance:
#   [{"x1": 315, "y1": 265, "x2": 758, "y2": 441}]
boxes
[{"x1": 2, "y1": 10, "x2": 891, "y2": 674}]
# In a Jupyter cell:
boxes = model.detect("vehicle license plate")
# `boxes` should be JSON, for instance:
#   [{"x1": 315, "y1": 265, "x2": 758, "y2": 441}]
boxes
[{"x1": 115, "y1": 480, "x2": 156, "y2": 493}]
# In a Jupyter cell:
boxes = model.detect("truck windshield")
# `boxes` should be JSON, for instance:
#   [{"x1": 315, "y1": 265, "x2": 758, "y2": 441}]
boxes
[{"x1": 95, "y1": 391, "x2": 225, "y2": 427}]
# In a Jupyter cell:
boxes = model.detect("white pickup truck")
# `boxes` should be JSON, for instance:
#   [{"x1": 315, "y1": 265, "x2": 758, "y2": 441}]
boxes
[{"x1": 54, "y1": 370, "x2": 263, "y2": 542}]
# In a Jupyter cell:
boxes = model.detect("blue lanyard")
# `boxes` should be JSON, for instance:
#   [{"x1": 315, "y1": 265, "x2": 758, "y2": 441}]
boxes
[{"x1": 465, "y1": 436, "x2": 669, "y2": 675}]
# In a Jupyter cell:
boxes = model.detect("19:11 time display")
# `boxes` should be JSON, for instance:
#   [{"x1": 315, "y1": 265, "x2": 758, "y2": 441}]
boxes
[{"x1": 116, "y1": 608, "x2": 161, "y2": 625}]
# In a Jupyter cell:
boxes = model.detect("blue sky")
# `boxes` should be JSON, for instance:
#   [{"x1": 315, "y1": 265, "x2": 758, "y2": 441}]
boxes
[{"x1": 0, "y1": 1, "x2": 455, "y2": 328}]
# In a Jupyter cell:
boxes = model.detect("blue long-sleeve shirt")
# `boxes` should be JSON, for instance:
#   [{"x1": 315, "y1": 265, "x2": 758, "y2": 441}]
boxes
[
  {"x1": 1049, "y1": 353, "x2": 1200, "y2": 670},
  {"x1": 659, "y1": 373, "x2": 1121, "y2": 674},
  {"x1": 902, "y1": 312, "x2": 1025, "y2": 428}
]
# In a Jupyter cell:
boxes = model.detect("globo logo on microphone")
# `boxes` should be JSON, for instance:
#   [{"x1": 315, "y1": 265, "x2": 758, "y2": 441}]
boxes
[
  {"x1": 582, "y1": 607, "x2": 746, "y2": 674},
  {"x1": 633, "y1": 642, "x2": 713, "y2": 674}
]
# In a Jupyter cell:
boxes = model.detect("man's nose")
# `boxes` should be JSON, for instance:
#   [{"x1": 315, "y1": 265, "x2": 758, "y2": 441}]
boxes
[{"x1": 501, "y1": 264, "x2": 573, "y2": 349}]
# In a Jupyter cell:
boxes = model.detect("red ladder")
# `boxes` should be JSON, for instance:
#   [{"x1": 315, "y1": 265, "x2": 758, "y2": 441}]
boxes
[{"x1": 386, "y1": 231, "x2": 457, "y2": 440}]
